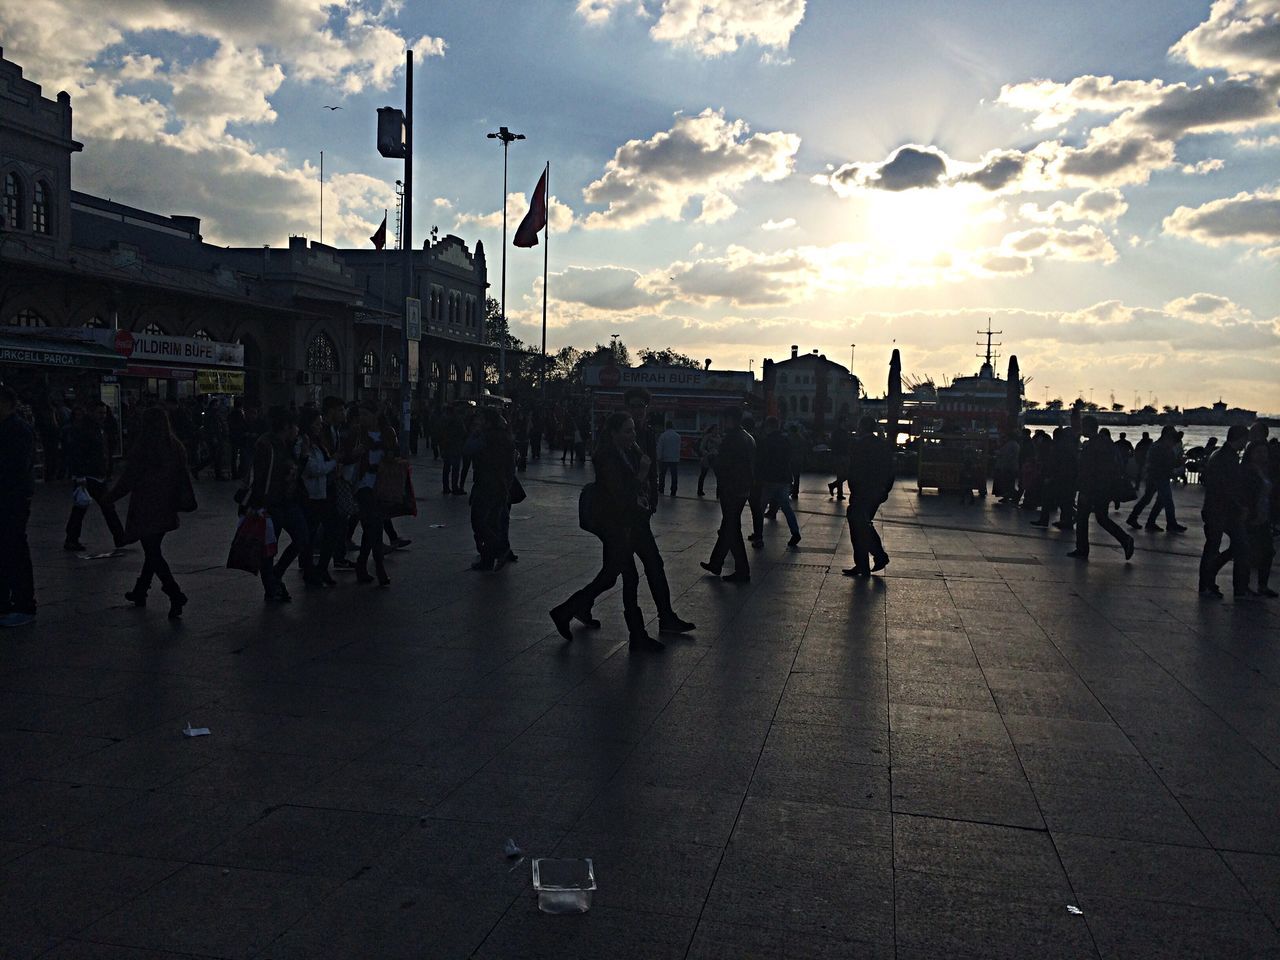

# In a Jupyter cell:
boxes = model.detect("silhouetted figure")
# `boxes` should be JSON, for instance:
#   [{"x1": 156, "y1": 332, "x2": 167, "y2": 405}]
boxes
[
  {"x1": 702, "y1": 407, "x2": 754, "y2": 582},
  {"x1": 842, "y1": 416, "x2": 894, "y2": 577},
  {"x1": 1126, "y1": 425, "x2": 1185, "y2": 533},
  {"x1": 1242, "y1": 440, "x2": 1276, "y2": 597},
  {"x1": 1199, "y1": 424, "x2": 1250, "y2": 598},
  {"x1": 1067, "y1": 419, "x2": 1134, "y2": 562}
]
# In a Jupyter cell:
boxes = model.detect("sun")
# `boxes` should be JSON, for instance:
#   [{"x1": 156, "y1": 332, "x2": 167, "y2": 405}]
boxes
[{"x1": 855, "y1": 187, "x2": 984, "y2": 284}]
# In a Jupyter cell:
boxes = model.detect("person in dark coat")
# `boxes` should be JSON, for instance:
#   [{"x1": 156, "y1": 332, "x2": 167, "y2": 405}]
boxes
[
  {"x1": 1031, "y1": 410, "x2": 1080, "y2": 529},
  {"x1": 1126, "y1": 425, "x2": 1185, "y2": 533},
  {"x1": 0, "y1": 384, "x2": 38, "y2": 628},
  {"x1": 439, "y1": 405, "x2": 466, "y2": 493},
  {"x1": 828, "y1": 417, "x2": 851, "y2": 500},
  {"x1": 466, "y1": 408, "x2": 516, "y2": 571},
  {"x1": 1242, "y1": 440, "x2": 1276, "y2": 598},
  {"x1": 63, "y1": 400, "x2": 127, "y2": 552},
  {"x1": 702, "y1": 407, "x2": 755, "y2": 582},
  {"x1": 843, "y1": 416, "x2": 894, "y2": 577},
  {"x1": 757, "y1": 416, "x2": 801, "y2": 546},
  {"x1": 108, "y1": 406, "x2": 195, "y2": 619},
  {"x1": 1067, "y1": 419, "x2": 1135, "y2": 561},
  {"x1": 549, "y1": 411, "x2": 673, "y2": 649},
  {"x1": 249, "y1": 409, "x2": 311, "y2": 599},
  {"x1": 1199, "y1": 424, "x2": 1250, "y2": 598}
]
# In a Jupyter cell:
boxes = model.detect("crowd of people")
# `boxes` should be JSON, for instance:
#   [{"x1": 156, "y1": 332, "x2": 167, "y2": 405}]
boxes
[{"x1": 2, "y1": 378, "x2": 1277, "y2": 631}]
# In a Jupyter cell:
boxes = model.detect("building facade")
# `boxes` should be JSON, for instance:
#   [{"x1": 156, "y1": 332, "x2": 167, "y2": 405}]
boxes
[
  {"x1": 763, "y1": 345, "x2": 860, "y2": 433},
  {"x1": 0, "y1": 48, "x2": 491, "y2": 416}
]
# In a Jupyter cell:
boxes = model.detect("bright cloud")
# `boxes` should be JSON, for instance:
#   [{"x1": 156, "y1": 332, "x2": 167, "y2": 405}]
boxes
[
  {"x1": 1018, "y1": 188, "x2": 1129, "y2": 224},
  {"x1": 579, "y1": 0, "x2": 807, "y2": 56},
  {"x1": 1169, "y1": 0, "x2": 1280, "y2": 75},
  {"x1": 582, "y1": 109, "x2": 800, "y2": 229}
]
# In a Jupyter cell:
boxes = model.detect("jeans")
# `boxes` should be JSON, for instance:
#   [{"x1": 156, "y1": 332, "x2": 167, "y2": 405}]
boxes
[
  {"x1": 0, "y1": 503, "x2": 35, "y2": 614},
  {"x1": 137, "y1": 532, "x2": 177, "y2": 591},
  {"x1": 697, "y1": 465, "x2": 713, "y2": 495},
  {"x1": 66, "y1": 477, "x2": 126, "y2": 547},
  {"x1": 766, "y1": 482, "x2": 800, "y2": 536},
  {"x1": 1200, "y1": 514, "x2": 1249, "y2": 593},
  {"x1": 442, "y1": 455, "x2": 461, "y2": 492},
  {"x1": 261, "y1": 500, "x2": 310, "y2": 595},
  {"x1": 563, "y1": 527, "x2": 641, "y2": 621},
  {"x1": 1075, "y1": 492, "x2": 1130, "y2": 555},
  {"x1": 846, "y1": 496, "x2": 887, "y2": 572},
  {"x1": 709, "y1": 492, "x2": 749, "y2": 575},
  {"x1": 355, "y1": 487, "x2": 388, "y2": 579},
  {"x1": 658, "y1": 461, "x2": 678, "y2": 494}
]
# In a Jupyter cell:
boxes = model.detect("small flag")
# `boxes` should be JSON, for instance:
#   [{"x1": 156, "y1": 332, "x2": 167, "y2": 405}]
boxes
[
  {"x1": 513, "y1": 168, "x2": 548, "y2": 248},
  {"x1": 370, "y1": 214, "x2": 387, "y2": 250}
]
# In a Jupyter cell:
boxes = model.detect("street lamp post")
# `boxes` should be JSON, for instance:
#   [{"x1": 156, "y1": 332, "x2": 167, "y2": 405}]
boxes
[
  {"x1": 486, "y1": 125, "x2": 525, "y2": 395},
  {"x1": 610, "y1": 333, "x2": 619, "y2": 361},
  {"x1": 850, "y1": 343, "x2": 856, "y2": 370}
]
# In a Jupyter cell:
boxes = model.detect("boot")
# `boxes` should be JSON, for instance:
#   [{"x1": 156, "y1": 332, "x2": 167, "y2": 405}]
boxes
[
  {"x1": 549, "y1": 601, "x2": 576, "y2": 640},
  {"x1": 625, "y1": 608, "x2": 664, "y2": 650},
  {"x1": 162, "y1": 582, "x2": 187, "y2": 620},
  {"x1": 124, "y1": 577, "x2": 149, "y2": 607}
]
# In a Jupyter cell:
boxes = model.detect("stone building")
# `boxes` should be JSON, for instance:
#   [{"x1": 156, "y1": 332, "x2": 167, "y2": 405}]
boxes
[
  {"x1": 763, "y1": 345, "x2": 861, "y2": 433},
  {"x1": 0, "y1": 47, "x2": 491, "y2": 414}
]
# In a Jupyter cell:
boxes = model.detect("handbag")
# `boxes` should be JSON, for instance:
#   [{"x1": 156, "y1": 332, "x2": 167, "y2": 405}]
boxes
[
  {"x1": 387, "y1": 468, "x2": 418, "y2": 519},
  {"x1": 1114, "y1": 476, "x2": 1138, "y2": 502},
  {"x1": 375, "y1": 457, "x2": 409, "y2": 506},
  {"x1": 578, "y1": 482, "x2": 603, "y2": 535},
  {"x1": 333, "y1": 475, "x2": 358, "y2": 518},
  {"x1": 72, "y1": 481, "x2": 92, "y2": 508},
  {"x1": 175, "y1": 464, "x2": 198, "y2": 514},
  {"x1": 226, "y1": 512, "x2": 267, "y2": 574},
  {"x1": 509, "y1": 476, "x2": 527, "y2": 505}
]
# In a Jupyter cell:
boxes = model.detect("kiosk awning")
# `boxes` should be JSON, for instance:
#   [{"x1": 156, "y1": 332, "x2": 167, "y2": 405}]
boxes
[{"x1": 0, "y1": 333, "x2": 128, "y2": 371}]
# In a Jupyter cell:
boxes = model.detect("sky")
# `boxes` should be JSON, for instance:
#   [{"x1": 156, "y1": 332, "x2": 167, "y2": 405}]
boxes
[{"x1": 2, "y1": 0, "x2": 1278, "y2": 412}]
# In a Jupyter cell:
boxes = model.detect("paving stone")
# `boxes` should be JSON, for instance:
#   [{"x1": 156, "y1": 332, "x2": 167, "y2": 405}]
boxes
[
  {"x1": 891, "y1": 768, "x2": 1044, "y2": 829},
  {"x1": 471, "y1": 902, "x2": 696, "y2": 960}
]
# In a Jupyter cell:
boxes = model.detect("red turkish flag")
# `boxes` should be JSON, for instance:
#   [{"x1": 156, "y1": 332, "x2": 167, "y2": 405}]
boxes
[
  {"x1": 370, "y1": 214, "x2": 387, "y2": 250},
  {"x1": 513, "y1": 169, "x2": 547, "y2": 248}
]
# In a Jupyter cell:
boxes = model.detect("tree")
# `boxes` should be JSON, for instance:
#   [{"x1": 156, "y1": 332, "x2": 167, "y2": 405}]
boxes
[
  {"x1": 482, "y1": 297, "x2": 534, "y2": 394},
  {"x1": 1110, "y1": 402, "x2": 1125, "y2": 412},
  {"x1": 637, "y1": 347, "x2": 701, "y2": 369},
  {"x1": 1023, "y1": 399, "x2": 1041, "y2": 410},
  {"x1": 1046, "y1": 398, "x2": 1063, "y2": 411}
]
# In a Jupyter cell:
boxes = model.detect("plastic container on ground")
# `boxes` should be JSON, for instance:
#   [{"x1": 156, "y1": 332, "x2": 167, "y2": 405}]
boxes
[{"x1": 532, "y1": 857, "x2": 596, "y2": 914}]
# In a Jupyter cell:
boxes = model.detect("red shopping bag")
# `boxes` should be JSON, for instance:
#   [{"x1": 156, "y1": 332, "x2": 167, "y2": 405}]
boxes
[{"x1": 226, "y1": 512, "x2": 267, "y2": 574}]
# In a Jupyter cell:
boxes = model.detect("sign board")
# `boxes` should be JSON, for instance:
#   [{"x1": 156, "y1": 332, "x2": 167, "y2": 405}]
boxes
[
  {"x1": 407, "y1": 340, "x2": 420, "y2": 383},
  {"x1": 406, "y1": 297, "x2": 421, "y2": 341},
  {"x1": 196, "y1": 370, "x2": 246, "y2": 395},
  {"x1": 377, "y1": 107, "x2": 407, "y2": 158},
  {"x1": 54, "y1": 329, "x2": 245, "y2": 367},
  {"x1": 0, "y1": 342, "x2": 122, "y2": 369},
  {"x1": 582, "y1": 364, "x2": 753, "y2": 393}
]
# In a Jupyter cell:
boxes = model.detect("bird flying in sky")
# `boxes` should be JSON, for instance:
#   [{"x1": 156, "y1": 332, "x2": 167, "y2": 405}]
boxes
[{"x1": 322, "y1": 105, "x2": 342, "y2": 111}]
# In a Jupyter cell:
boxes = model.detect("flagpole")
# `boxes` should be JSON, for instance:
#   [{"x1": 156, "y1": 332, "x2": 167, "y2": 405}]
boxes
[
  {"x1": 378, "y1": 209, "x2": 389, "y2": 401},
  {"x1": 319, "y1": 150, "x2": 324, "y2": 245},
  {"x1": 540, "y1": 161, "x2": 549, "y2": 401}
]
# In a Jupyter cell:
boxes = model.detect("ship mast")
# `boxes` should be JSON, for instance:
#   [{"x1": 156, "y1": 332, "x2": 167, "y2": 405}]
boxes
[{"x1": 976, "y1": 318, "x2": 1003, "y2": 371}]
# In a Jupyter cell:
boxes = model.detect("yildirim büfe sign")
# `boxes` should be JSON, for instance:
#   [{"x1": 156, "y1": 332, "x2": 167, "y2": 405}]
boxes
[{"x1": 98, "y1": 330, "x2": 243, "y2": 367}]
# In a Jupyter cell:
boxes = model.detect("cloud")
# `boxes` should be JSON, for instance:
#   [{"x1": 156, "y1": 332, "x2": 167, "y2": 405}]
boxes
[
  {"x1": 1164, "y1": 292, "x2": 1238, "y2": 317},
  {"x1": 820, "y1": 145, "x2": 948, "y2": 194},
  {"x1": 550, "y1": 265, "x2": 660, "y2": 311},
  {"x1": 0, "y1": 0, "x2": 442, "y2": 246},
  {"x1": 1169, "y1": 0, "x2": 1280, "y2": 75},
  {"x1": 654, "y1": 243, "x2": 830, "y2": 306},
  {"x1": 1162, "y1": 187, "x2": 1280, "y2": 246},
  {"x1": 581, "y1": 109, "x2": 800, "y2": 229},
  {"x1": 761, "y1": 217, "x2": 796, "y2": 231},
  {"x1": 1122, "y1": 75, "x2": 1280, "y2": 140},
  {"x1": 996, "y1": 225, "x2": 1118, "y2": 265},
  {"x1": 578, "y1": 0, "x2": 806, "y2": 56},
  {"x1": 649, "y1": 0, "x2": 807, "y2": 56},
  {"x1": 996, "y1": 75, "x2": 1168, "y2": 130},
  {"x1": 1018, "y1": 188, "x2": 1129, "y2": 224},
  {"x1": 1181, "y1": 158, "x2": 1226, "y2": 174}
]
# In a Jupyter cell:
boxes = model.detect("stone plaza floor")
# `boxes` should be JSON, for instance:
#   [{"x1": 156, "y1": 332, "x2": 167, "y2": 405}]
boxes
[{"x1": 3, "y1": 455, "x2": 1279, "y2": 959}]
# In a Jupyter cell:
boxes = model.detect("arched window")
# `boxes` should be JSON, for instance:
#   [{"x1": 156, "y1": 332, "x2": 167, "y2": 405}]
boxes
[
  {"x1": 386, "y1": 352, "x2": 400, "y2": 380},
  {"x1": 359, "y1": 349, "x2": 379, "y2": 377},
  {"x1": 448, "y1": 363, "x2": 459, "y2": 382},
  {"x1": 463, "y1": 364, "x2": 475, "y2": 383},
  {"x1": 32, "y1": 180, "x2": 50, "y2": 234},
  {"x1": 789, "y1": 395, "x2": 798, "y2": 412},
  {"x1": 141, "y1": 322, "x2": 167, "y2": 336},
  {"x1": 2, "y1": 172, "x2": 23, "y2": 230},
  {"x1": 9, "y1": 309, "x2": 47, "y2": 327},
  {"x1": 430, "y1": 361, "x2": 440, "y2": 381},
  {"x1": 306, "y1": 332, "x2": 339, "y2": 372},
  {"x1": 192, "y1": 328, "x2": 213, "y2": 341},
  {"x1": 800, "y1": 395, "x2": 809, "y2": 413}
]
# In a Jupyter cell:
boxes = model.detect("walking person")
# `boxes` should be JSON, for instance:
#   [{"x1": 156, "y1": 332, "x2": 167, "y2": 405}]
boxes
[
  {"x1": 1031, "y1": 411, "x2": 1081, "y2": 529},
  {"x1": 828, "y1": 417, "x2": 850, "y2": 500},
  {"x1": 657, "y1": 420, "x2": 682, "y2": 497},
  {"x1": 757, "y1": 416, "x2": 801, "y2": 547},
  {"x1": 843, "y1": 416, "x2": 894, "y2": 577},
  {"x1": 249, "y1": 409, "x2": 312, "y2": 600},
  {"x1": 1199, "y1": 424, "x2": 1250, "y2": 598},
  {"x1": 788, "y1": 423, "x2": 806, "y2": 499},
  {"x1": 289, "y1": 408, "x2": 339, "y2": 586},
  {"x1": 440, "y1": 404, "x2": 466, "y2": 494},
  {"x1": 1126, "y1": 425, "x2": 1186, "y2": 533},
  {"x1": 701, "y1": 406, "x2": 755, "y2": 583},
  {"x1": 1242, "y1": 441, "x2": 1276, "y2": 598},
  {"x1": 1067, "y1": 418, "x2": 1135, "y2": 562},
  {"x1": 465, "y1": 408, "x2": 516, "y2": 572},
  {"x1": 63, "y1": 400, "x2": 127, "y2": 552},
  {"x1": 349, "y1": 403, "x2": 397, "y2": 586},
  {"x1": 696, "y1": 423, "x2": 720, "y2": 497},
  {"x1": 992, "y1": 433, "x2": 1021, "y2": 505},
  {"x1": 0, "y1": 385, "x2": 38, "y2": 628},
  {"x1": 110, "y1": 406, "x2": 196, "y2": 619},
  {"x1": 549, "y1": 411, "x2": 685, "y2": 649}
]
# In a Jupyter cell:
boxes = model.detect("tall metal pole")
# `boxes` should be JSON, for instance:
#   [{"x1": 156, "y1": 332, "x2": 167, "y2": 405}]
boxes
[
  {"x1": 319, "y1": 150, "x2": 323, "y2": 245},
  {"x1": 540, "y1": 161, "x2": 549, "y2": 401},
  {"x1": 400, "y1": 50, "x2": 413, "y2": 436},
  {"x1": 500, "y1": 138, "x2": 509, "y2": 393}
]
